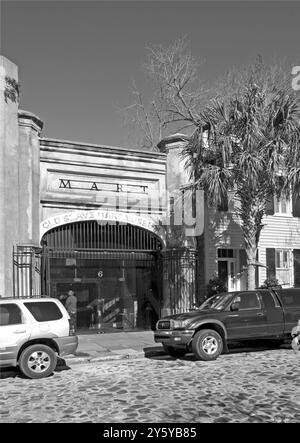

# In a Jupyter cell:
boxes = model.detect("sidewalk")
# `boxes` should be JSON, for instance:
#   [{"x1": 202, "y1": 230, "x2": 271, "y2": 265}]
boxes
[{"x1": 64, "y1": 330, "x2": 166, "y2": 366}]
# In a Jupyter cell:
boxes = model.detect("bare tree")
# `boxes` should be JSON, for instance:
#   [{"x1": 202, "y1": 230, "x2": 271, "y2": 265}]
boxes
[
  {"x1": 120, "y1": 82, "x2": 164, "y2": 150},
  {"x1": 121, "y1": 37, "x2": 208, "y2": 150}
]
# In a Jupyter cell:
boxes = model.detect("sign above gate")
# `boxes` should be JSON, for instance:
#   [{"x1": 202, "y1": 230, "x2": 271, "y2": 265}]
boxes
[{"x1": 40, "y1": 209, "x2": 159, "y2": 240}]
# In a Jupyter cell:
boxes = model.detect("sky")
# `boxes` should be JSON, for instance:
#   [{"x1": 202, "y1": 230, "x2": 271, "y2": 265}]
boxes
[{"x1": 1, "y1": 0, "x2": 300, "y2": 148}]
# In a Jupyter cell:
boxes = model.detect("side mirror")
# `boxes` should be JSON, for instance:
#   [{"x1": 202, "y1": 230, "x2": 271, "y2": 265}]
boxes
[{"x1": 230, "y1": 302, "x2": 240, "y2": 311}]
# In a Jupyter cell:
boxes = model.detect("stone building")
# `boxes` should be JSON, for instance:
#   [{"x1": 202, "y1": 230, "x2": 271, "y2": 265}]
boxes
[
  {"x1": 1, "y1": 56, "x2": 300, "y2": 332},
  {"x1": 0, "y1": 56, "x2": 203, "y2": 332}
]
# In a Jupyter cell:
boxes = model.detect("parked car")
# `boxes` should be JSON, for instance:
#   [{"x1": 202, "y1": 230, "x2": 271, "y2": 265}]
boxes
[
  {"x1": 0, "y1": 297, "x2": 78, "y2": 378},
  {"x1": 154, "y1": 288, "x2": 300, "y2": 361}
]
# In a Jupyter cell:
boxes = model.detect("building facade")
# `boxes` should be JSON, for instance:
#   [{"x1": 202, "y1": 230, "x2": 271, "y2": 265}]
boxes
[
  {"x1": 0, "y1": 57, "x2": 204, "y2": 333},
  {"x1": 1, "y1": 56, "x2": 300, "y2": 333}
]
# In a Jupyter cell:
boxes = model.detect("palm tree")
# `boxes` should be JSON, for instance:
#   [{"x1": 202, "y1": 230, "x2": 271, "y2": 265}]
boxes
[{"x1": 182, "y1": 71, "x2": 300, "y2": 290}]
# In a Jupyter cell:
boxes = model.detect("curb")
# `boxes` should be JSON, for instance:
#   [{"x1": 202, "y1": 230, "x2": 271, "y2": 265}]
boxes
[{"x1": 63, "y1": 348, "x2": 166, "y2": 366}]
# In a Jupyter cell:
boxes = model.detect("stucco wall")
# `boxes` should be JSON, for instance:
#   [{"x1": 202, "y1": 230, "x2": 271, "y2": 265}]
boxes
[{"x1": 39, "y1": 138, "x2": 167, "y2": 232}]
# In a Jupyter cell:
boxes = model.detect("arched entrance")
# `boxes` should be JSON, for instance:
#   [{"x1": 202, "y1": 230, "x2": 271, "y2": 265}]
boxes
[{"x1": 41, "y1": 219, "x2": 163, "y2": 332}]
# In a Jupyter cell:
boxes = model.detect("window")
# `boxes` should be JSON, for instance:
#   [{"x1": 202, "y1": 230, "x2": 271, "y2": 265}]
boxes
[
  {"x1": 277, "y1": 289, "x2": 300, "y2": 307},
  {"x1": 274, "y1": 196, "x2": 291, "y2": 215},
  {"x1": 218, "y1": 249, "x2": 234, "y2": 258},
  {"x1": 24, "y1": 302, "x2": 63, "y2": 322},
  {"x1": 0, "y1": 304, "x2": 23, "y2": 326},
  {"x1": 232, "y1": 292, "x2": 261, "y2": 310},
  {"x1": 260, "y1": 291, "x2": 280, "y2": 308},
  {"x1": 275, "y1": 249, "x2": 291, "y2": 286}
]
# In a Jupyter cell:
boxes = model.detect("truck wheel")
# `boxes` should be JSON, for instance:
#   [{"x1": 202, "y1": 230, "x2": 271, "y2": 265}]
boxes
[
  {"x1": 163, "y1": 345, "x2": 187, "y2": 358},
  {"x1": 192, "y1": 329, "x2": 223, "y2": 361},
  {"x1": 19, "y1": 344, "x2": 57, "y2": 379}
]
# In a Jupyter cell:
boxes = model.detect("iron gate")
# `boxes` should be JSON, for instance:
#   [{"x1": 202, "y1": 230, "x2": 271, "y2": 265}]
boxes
[
  {"x1": 13, "y1": 246, "x2": 42, "y2": 298},
  {"x1": 13, "y1": 246, "x2": 202, "y2": 312},
  {"x1": 13, "y1": 221, "x2": 202, "y2": 319}
]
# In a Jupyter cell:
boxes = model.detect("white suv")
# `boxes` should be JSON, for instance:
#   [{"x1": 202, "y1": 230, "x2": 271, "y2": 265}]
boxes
[{"x1": 0, "y1": 297, "x2": 78, "y2": 379}]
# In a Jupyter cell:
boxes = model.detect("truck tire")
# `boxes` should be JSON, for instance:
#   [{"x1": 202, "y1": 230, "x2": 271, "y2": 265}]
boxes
[
  {"x1": 19, "y1": 344, "x2": 57, "y2": 379},
  {"x1": 163, "y1": 344, "x2": 187, "y2": 358},
  {"x1": 192, "y1": 329, "x2": 223, "y2": 361}
]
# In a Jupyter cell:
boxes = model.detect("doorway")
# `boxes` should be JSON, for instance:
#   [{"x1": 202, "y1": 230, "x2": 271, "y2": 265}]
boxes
[{"x1": 217, "y1": 249, "x2": 239, "y2": 292}]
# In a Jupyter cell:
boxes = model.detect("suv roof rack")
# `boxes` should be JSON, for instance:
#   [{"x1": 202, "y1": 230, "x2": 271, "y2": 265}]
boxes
[{"x1": 0, "y1": 295, "x2": 49, "y2": 300}]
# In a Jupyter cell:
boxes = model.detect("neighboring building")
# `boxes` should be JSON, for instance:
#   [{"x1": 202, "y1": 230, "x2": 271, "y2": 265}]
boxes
[
  {"x1": 204, "y1": 195, "x2": 300, "y2": 292},
  {"x1": 1, "y1": 56, "x2": 299, "y2": 333}
]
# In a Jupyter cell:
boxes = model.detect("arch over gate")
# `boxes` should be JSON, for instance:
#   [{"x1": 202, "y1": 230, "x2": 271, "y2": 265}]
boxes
[
  {"x1": 41, "y1": 220, "x2": 163, "y2": 251},
  {"x1": 40, "y1": 209, "x2": 165, "y2": 247}
]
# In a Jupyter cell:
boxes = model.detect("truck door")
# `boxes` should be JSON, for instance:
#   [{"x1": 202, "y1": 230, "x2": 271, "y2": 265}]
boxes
[
  {"x1": 258, "y1": 290, "x2": 284, "y2": 336},
  {"x1": 275, "y1": 289, "x2": 300, "y2": 334},
  {"x1": 225, "y1": 291, "x2": 268, "y2": 339}
]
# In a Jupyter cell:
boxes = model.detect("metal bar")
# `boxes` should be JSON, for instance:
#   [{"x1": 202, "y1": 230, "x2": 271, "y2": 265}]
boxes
[
  {"x1": 116, "y1": 222, "x2": 119, "y2": 248},
  {"x1": 82, "y1": 222, "x2": 85, "y2": 249},
  {"x1": 92, "y1": 220, "x2": 96, "y2": 249},
  {"x1": 132, "y1": 225, "x2": 136, "y2": 249},
  {"x1": 114, "y1": 223, "x2": 117, "y2": 249},
  {"x1": 80, "y1": 222, "x2": 82, "y2": 248},
  {"x1": 13, "y1": 246, "x2": 16, "y2": 298},
  {"x1": 95, "y1": 222, "x2": 97, "y2": 248},
  {"x1": 17, "y1": 250, "x2": 20, "y2": 298},
  {"x1": 30, "y1": 249, "x2": 33, "y2": 297},
  {"x1": 126, "y1": 225, "x2": 128, "y2": 249},
  {"x1": 120, "y1": 224, "x2": 123, "y2": 249},
  {"x1": 98, "y1": 222, "x2": 101, "y2": 248}
]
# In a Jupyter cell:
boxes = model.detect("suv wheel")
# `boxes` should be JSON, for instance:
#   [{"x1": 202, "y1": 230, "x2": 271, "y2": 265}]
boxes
[
  {"x1": 163, "y1": 345, "x2": 187, "y2": 358},
  {"x1": 19, "y1": 344, "x2": 57, "y2": 379},
  {"x1": 192, "y1": 329, "x2": 223, "y2": 361}
]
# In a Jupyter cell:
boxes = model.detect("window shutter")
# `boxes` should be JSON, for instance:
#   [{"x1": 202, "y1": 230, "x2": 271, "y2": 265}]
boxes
[
  {"x1": 292, "y1": 195, "x2": 300, "y2": 217},
  {"x1": 255, "y1": 250, "x2": 259, "y2": 289},
  {"x1": 239, "y1": 249, "x2": 247, "y2": 271},
  {"x1": 239, "y1": 249, "x2": 247, "y2": 290},
  {"x1": 217, "y1": 196, "x2": 228, "y2": 212},
  {"x1": 293, "y1": 249, "x2": 300, "y2": 287},
  {"x1": 266, "y1": 248, "x2": 276, "y2": 280},
  {"x1": 265, "y1": 195, "x2": 274, "y2": 215}
]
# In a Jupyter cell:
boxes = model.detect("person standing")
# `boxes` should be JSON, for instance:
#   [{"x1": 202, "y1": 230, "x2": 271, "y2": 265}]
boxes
[
  {"x1": 65, "y1": 290, "x2": 77, "y2": 332},
  {"x1": 86, "y1": 297, "x2": 105, "y2": 333}
]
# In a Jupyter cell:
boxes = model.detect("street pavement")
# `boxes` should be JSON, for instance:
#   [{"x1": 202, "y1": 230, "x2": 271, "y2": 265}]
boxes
[{"x1": 1, "y1": 345, "x2": 300, "y2": 423}]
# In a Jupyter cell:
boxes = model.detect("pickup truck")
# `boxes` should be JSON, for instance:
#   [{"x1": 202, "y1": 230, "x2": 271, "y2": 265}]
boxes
[{"x1": 154, "y1": 288, "x2": 300, "y2": 361}]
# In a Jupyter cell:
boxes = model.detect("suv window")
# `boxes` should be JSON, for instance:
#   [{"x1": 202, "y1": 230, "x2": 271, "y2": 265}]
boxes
[
  {"x1": 277, "y1": 289, "x2": 300, "y2": 307},
  {"x1": 260, "y1": 291, "x2": 280, "y2": 308},
  {"x1": 24, "y1": 302, "x2": 63, "y2": 322},
  {"x1": 232, "y1": 292, "x2": 261, "y2": 310},
  {"x1": 0, "y1": 304, "x2": 23, "y2": 326}
]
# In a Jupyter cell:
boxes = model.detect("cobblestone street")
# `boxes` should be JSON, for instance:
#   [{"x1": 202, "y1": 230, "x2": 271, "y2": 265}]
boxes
[{"x1": 1, "y1": 347, "x2": 300, "y2": 423}]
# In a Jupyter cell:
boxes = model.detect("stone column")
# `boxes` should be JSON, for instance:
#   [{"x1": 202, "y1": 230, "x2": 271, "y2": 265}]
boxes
[
  {"x1": 15, "y1": 111, "x2": 43, "y2": 297},
  {"x1": 0, "y1": 56, "x2": 19, "y2": 297},
  {"x1": 18, "y1": 110, "x2": 43, "y2": 246},
  {"x1": 157, "y1": 134, "x2": 205, "y2": 315}
]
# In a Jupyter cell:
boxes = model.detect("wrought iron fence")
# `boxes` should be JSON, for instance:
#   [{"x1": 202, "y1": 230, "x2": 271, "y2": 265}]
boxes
[
  {"x1": 13, "y1": 246, "x2": 42, "y2": 298},
  {"x1": 161, "y1": 248, "x2": 201, "y2": 314},
  {"x1": 13, "y1": 245, "x2": 202, "y2": 319}
]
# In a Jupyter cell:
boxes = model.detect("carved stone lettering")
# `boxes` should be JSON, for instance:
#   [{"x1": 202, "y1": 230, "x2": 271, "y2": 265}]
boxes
[
  {"x1": 59, "y1": 179, "x2": 72, "y2": 188},
  {"x1": 90, "y1": 182, "x2": 99, "y2": 191}
]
